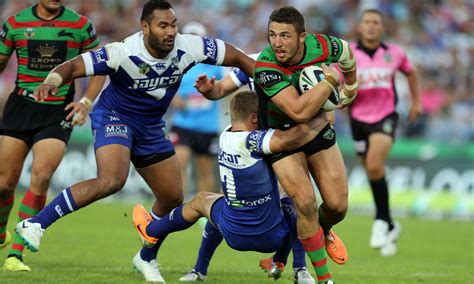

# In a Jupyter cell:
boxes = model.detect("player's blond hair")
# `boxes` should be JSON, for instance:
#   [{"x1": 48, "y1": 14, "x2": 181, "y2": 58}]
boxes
[{"x1": 229, "y1": 91, "x2": 258, "y2": 123}]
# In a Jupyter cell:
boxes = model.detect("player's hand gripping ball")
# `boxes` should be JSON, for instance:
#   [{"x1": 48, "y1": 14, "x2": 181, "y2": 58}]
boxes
[{"x1": 299, "y1": 65, "x2": 340, "y2": 112}]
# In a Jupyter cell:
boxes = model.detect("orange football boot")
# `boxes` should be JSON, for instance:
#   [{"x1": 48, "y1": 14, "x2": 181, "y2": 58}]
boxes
[
  {"x1": 325, "y1": 230, "x2": 348, "y2": 265},
  {"x1": 133, "y1": 204, "x2": 158, "y2": 247}
]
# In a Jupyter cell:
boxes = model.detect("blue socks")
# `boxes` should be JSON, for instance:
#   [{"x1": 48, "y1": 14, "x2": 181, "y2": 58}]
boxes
[
  {"x1": 31, "y1": 187, "x2": 77, "y2": 229},
  {"x1": 145, "y1": 204, "x2": 194, "y2": 238},
  {"x1": 194, "y1": 221, "x2": 223, "y2": 275}
]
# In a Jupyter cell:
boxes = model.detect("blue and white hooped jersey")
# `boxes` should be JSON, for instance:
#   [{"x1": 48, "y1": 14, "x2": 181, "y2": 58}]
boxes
[
  {"x1": 81, "y1": 32, "x2": 226, "y2": 126},
  {"x1": 218, "y1": 126, "x2": 284, "y2": 235},
  {"x1": 228, "y1": 52, "x2": 259, "y2": 91}
]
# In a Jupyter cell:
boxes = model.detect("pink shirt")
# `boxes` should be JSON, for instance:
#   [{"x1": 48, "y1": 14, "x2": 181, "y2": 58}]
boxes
[{"x1": 350, "y1": 41, "x2": 413, "y2": 123}]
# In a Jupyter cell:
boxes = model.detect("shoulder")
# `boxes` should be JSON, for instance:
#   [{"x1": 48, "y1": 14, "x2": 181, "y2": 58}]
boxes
[
  {"x1": 60, "y1": 6, "x2": 85, "y2": 22},
  {"x1": 256, "y1": 46, "x2": 276, "y2": 63},
  {"x1": 385, "y1": 42, "x2": 405, "y2": 53},
  {"x1": 4, "y1": 6, "x2": 32, "y2": 25}
]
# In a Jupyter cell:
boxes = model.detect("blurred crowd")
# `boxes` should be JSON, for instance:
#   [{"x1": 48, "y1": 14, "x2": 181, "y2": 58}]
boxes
[{"x1": 0, "y1": 0, "x2": 473, "y2": 142}]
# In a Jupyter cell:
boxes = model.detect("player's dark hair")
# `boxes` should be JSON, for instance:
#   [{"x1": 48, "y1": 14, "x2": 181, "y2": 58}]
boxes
[
  {"x1": 269, "y1": 6, "x2": 305, "y2": 34},
  {"x1": 230, "y1": 91, "x2": 258, "y2": 122},
  {"x1": 141, "y1": 0, "x2": 173, "y2": 23},
  {"x1": 360, "y1": 9, "x2": 385, "y2": 24}
]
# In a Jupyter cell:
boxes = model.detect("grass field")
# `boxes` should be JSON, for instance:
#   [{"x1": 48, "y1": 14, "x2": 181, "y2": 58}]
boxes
[{"x1": 1, "y1": 199, "x2": 473, "y2": 284}]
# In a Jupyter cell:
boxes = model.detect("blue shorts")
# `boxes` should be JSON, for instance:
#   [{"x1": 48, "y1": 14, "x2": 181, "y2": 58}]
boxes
[
  {"x1": 210, "y1": 198, "x2": 292, "y2": 253},
  {"x1": 90, "y1": 108, "x2": 175, "y2": 167}
]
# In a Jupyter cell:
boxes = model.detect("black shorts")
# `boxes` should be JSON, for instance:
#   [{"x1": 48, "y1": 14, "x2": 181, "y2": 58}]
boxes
[
  {"x1": 267, "y1": 123, "x2": 336, "y2": 164},
  {"x1": 0, "y1": 93, "x2": 72, "y2": 147},
  {"x1": 350, "y1": 112, "x2": 399, "y2": 156},
  {"x1": 170, "y1": 126, "x2": 219, "y2": 156}
]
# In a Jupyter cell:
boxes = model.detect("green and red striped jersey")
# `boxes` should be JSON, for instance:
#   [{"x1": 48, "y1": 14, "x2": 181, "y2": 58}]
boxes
[
  {"x1": 254, "y1": 33, "x2": 344, "y2": 128},
  {"x1": 0, "y1": 5, "x2": 99, "y2": 105}
]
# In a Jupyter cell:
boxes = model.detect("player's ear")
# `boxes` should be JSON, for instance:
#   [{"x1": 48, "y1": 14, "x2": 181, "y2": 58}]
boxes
[
  {"x1": 141, "y1": 20, "x2": 150, "y2": 36},
  {"x1": 299, "y1": 31, "x2": 307, "y2": 44},
  {"x1": 250, "y1": 113, "x2": 258, "y2": 124}
]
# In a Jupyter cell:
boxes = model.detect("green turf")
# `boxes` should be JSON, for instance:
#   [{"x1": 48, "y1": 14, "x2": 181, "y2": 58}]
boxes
[{"x1": 1, "y1": 200, "x2": 473, "y2": 283}]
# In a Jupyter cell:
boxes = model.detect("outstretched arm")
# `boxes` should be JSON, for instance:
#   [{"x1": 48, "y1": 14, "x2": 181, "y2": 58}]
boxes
[
  {"x1": 269, "y1": 112, "x2": 330, "y2": 153},
  {"x1": 195, "y1": 73, "x2": 240, "y2": 100},
  {"x1": 34, "y1": 55, "x2": 87, "y2": 101},
  {"x1": 221, "y1": 42, "x2": 255, "y2": 77}
]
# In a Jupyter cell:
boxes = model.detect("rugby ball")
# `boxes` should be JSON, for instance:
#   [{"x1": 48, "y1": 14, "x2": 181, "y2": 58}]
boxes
[{"x1": 299, "y1": 65, "x2": 340, "y2": 112}]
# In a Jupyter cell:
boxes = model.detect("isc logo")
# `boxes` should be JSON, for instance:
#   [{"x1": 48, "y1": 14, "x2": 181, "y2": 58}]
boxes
[{"x1": 218, "y1": 150, "x2": 241, "y2": 164}]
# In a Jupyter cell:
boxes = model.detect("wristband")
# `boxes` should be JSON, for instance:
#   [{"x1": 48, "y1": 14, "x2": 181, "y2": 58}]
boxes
[
  {"x1": 79, "y1": 97, "x2": 93, "y2": 110},
  {"x1": 340, "y1": 89, "x2": 357, "y2": 105},
  {"x1": 43, "y1": 72, "x2": 63, "y2": 88},
  {"x1": 344, "y1": 81, "x2": 358, "y2": 92}
]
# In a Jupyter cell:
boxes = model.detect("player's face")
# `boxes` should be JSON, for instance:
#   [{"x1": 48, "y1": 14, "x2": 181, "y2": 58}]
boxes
[
  {"x1": 268, "y1": 22, "x2": 306, "y2": 65},
  {"x1": 358, "y1": 12, "x2": 384, "y2": 42},
  {"x1": 142, "y1": 9, "x2": 178, "y2": 57},
  {"x1": 38, "y1": 0, "x2": 63, "y2": 13}
]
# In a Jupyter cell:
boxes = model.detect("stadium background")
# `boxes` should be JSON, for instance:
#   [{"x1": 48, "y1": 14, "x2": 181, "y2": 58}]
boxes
[{"x1": 0, "y1": 0, "x2": 472, "y2": 220}]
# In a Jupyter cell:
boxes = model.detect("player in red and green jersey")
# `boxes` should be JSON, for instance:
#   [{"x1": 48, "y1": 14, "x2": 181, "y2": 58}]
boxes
[
  {"x1": 254, "y1": 6, "x2": 358, "y2": 284},
  {"x1": 0, "y1": 0, "x2": 104, "y2": 272}
]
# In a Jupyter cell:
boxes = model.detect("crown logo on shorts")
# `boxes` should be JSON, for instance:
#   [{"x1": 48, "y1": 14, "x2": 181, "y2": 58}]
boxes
[{"x1": 36, "y1": 43, "x2": 57, "y2": 58}]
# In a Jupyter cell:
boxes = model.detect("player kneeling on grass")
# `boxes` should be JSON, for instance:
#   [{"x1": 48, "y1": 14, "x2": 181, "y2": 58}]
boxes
[{"x1": 133, "y1": 91, "x2": 335, "y2": 284}]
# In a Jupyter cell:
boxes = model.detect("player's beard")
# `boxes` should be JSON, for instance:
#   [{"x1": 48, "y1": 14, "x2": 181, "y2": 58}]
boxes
[{"x1": 148, "y1": 33, "x2": 175, "y2": 57}]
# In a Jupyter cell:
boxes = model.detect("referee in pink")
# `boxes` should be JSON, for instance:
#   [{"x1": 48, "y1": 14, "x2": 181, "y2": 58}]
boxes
[{"x1": 348, "y1": 9, "x2": 422, "y2": 256}]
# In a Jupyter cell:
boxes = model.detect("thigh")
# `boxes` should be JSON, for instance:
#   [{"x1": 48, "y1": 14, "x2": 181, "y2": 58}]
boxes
[
  {"x1": 366, "y1": 133, "x2": 393, "y2": 168},
  {"x1": 136, "y1": 154, "x2": 183, "y2": 215},
  {"x1": 272, "y1": 152, "x2": 313, "y2": 200},
  {"x1": 31, "y1": 138, "x2": 66, "y2": 178},
  {"x1": 307, "y1": 144, "x2": 348, "y2": 208},
  {"x1": 0, "y1": 136, "x2": 29, "y2": 191}
]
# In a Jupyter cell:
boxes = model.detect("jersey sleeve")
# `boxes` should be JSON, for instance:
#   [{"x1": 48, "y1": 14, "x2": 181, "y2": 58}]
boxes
[
  {"x1": 327, "y1": 35, "x2": 344, "y2": 63},
  {"x1": 81, "y1": 42, "x2": 124, "y2": 76},
  {"x1": 184, "y1": 34, "x2": 226, "y2": 66},
  {"x1": 397, "y1": 46, "x2": 414, "y2": 74},
  {"x1": 0, "y1": 19, "x2": 14, "y2": 56},
  {"x1": 229, "y1": 67, "x2": 250, "y2": 88},
  {"x1": 245, "y1": 129, "x2": 276, "y2": 156},
  {"x1": 80, "y1": 16, "x2": 99, "y2": 51}
]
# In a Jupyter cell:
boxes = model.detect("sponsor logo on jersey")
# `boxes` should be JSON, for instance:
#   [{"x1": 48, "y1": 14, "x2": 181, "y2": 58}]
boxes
[
  {"x1": 57, "y1": 29, "x2": 74, "y2": 38},
  {"x1": 24, "y1": 27, "x2": 35, "y2": 39},
  {"x1": 218, "y1": 149, "x2": 241, "y2": 164},
  {"x1": 329, "y1": 36, "x2": 340, "y2": 58},
  {"x1": 155, "y1": 63, "x2": 166, "y2": 69},
  {"x1": 28, "y1": 40, "x2": 67, "y2": 71},
  {"x1": 255, "y1": 70, "x2": 283, "y2": 88},
  {"x1": 247, "y1": 131, "x2": 265, "y2": 153},
  {"x1": 91, "y1": 47, "x2": 108, "y2": 64},
  {"x1": 228, "y1": 194, "x2": 272, "y2": 208},
  {"x1": 203, "y1": 37, "x2": 218, "y2": 64},
  {"x1": 170, "y1": 56, "x2": 180, "y2": 70},
  {"x1": 130, "y1": 75, "x2": 181, "y2": 91},
  {"x1": 105, "y1": 124, "x2": 128, "y2": 138},
  {"x1": 87, "y1": 25, "x2": 97, "y2": 41}
]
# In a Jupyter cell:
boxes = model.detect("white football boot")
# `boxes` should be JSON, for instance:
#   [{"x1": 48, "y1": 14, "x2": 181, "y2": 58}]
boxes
[
  {"x1": 369, "y1": 219, "x2": 389, "y2": 249},
  {"x1": 132, "y1": 251, "x2": 165, "y2": 283},
  {"x1": 293, "y1": 267, "x2": 315, "y2": 284},
  {"x1": 179, "y1": 269, "x2": 206, "y2": 282},
  {"x1": 15, "y1": 219, "x2": 44, "y2": 252},
  {"x1": 381, "y1": 222, "x2": 402, "y2": 256}
]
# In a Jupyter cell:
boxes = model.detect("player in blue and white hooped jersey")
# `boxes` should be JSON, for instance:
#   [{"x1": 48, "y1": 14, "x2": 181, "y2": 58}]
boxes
[
  {"x1": 132, "y1": 91, "x2": 330, "y2": 281},
  {"x1": 15, "y1": 1, "x2": 254, "y2": 282}
]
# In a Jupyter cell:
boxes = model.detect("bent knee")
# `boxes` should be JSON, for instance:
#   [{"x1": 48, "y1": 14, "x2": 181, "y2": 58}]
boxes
[
  {"x1": 97, "y1": 176, "x2": 127, "y2": 195},
  {"x1": 323, "y1": 200, "x2": 348, "y2": 221}
]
